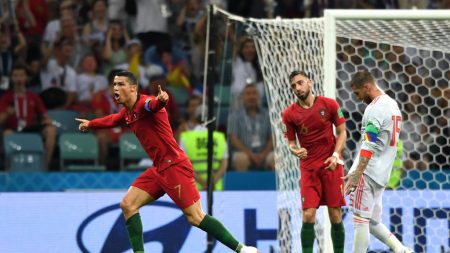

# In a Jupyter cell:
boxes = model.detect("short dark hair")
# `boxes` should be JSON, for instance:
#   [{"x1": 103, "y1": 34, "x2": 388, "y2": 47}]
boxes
[
  {"x1": 289, "y1": 70, "x2": 310, "y2": 83},
  {"x1": 115, "y1": 70, "x2": 138, "y2": 86},
  {"x1": 351, "y1": 70, "x2": 375, "y2": 88},
  {"x1": 10, "y1": 64, "x2": 28, "y2": 75},
  {"x1": 108, "y1": 69, "x2": 124, "y2": 84}
]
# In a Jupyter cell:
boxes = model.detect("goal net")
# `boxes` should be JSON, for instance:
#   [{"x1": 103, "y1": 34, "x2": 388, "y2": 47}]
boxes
[{"x1": 211, "y1": 7, "x2": 450, "y2": 253}]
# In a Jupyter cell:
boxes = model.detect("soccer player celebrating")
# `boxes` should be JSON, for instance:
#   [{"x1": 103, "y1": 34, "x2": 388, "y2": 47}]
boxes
[
  {"x1": 282, "y1": 71, "x2": 346, "y2": 253},
  {"x1": 76, "y1": 71, "x2": 258, "y2": 253},
  {"x1": 344, "y1": 70, "x2": 413, "y2": 253}
]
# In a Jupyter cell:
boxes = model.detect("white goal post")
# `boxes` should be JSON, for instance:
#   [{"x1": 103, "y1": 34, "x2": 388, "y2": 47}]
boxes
[{"x1": 210, "y1": 6, "x2": 450, "y2": 253}]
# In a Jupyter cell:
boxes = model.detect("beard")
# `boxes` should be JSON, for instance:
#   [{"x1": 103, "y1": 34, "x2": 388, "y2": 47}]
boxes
[
  {"x1": 363, "y1": 95, "x2": 372, "y2": 104},
  {"x1": 296, "y1": 88, "x2": 311, "y2": 101}
]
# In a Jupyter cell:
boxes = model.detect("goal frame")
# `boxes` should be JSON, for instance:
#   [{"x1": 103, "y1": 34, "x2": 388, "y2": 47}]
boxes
[{"x1": 209, "y1": 6, "x2": 450, "y2": 252}]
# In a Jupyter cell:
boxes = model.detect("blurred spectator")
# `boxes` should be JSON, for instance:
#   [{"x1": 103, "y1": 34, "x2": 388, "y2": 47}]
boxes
[
  {"x1": 0, "y1": 64, "x2": 56, "y2": 169},
  {"x1": 228, "y1": 83, "x2": 274, "y2": 171},
  {"x1": 59, "y1": 16, "x2": 89, "y2": 69},
  {"x1": 148, "y1": 41, "x2": 192, "y2": 92},
  {"x1": 179, "y1": 106, "x2": 228, "y2": 190},
  {"x1": 108, "y1": 0, "x2": 127, "y2": 21},
  {"x1": 386, "y1": 139, "x2": 404, "y2": 189},
  {"x1": 230, "y1": 36, "x2": 263, "y2": 109},
  {"x1": 144, "y1": 69, "x2": 183, "y2": 130},
  {"x1": 82, "y1": 0, "x2": 108, "y2": 56},
  {"x1": 40, "y1": 37, "x2": 77, "y2": 109},
  {"x1": 101, "y1": 19, "x2": 129, "y2": 75},
  {"x1": 273, "y1": 0, "x2": 305, "y2": 18},
  {"x1": 134, "y1": 0, "x2": 171, "y2": 51},
  {"x1": 91, "y1": 69, "x2": 128, "y2": 166},
  {"x1": 114, "y1": 38, "x2": 149, "y2": 88},
  {"x1": 76, "y1": 54, "x2": 108, "y2": 110},
  {"x1": 175, "y1": 0, "x2": 205, "y2": 58},
  {"x1": 41, "y1": 0, "x2": 77, "y2": 60},
  {"x1": 15, "y1": 0, "x2": 47, "y2": 45},
  {"x1": 228, "y1": 0, "x2": 272, "y2": 18},
  {"x1": 0, "y1": 24, "x2": 27, "y2": 92},
  {"x1": 398, "y1": 0, "x2": 428, "y2": 8},
  {"x1": 174, "y1": 94, "x2": 202, "y2": 141}
]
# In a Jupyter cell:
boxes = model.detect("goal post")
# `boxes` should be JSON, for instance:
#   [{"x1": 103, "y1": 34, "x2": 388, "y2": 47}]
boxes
[{"x1": 209, "y1": 6, "x2": 450, "y2": 253}]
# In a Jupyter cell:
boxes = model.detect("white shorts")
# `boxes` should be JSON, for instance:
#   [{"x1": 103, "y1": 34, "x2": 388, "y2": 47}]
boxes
[{"x1": 349, "y1": 174, "x2": 385, "y2": 222}]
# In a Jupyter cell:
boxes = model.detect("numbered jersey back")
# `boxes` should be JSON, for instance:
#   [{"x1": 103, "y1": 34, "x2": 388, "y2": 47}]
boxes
[{"x1": 355, "y1": 94, "x2": 402, "y2": 186}]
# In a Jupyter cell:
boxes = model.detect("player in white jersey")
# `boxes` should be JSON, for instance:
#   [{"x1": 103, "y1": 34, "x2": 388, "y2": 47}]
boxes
[{"x1": 344, "y1": 71, "x2": 413, "y2": 253}]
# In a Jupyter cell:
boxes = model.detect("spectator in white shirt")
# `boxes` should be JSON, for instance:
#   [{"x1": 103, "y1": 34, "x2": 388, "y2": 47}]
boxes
[{"x1": 40, "y1": 38, "x2": 77, "y2": 109}]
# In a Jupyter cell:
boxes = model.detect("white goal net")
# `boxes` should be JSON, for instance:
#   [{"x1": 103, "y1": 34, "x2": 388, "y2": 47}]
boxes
[{"x1": 212, "y1": 7, "x2": 450, "y2": 253}]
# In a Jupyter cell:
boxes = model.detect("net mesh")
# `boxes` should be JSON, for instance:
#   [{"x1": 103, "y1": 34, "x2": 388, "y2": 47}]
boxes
[{"x1": 212, "y1": 8, "x2": 449, "y2": 253}]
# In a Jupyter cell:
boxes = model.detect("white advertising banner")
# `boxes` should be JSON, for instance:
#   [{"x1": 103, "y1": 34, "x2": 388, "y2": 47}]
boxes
[{"x1": 0, "y1": 190, "x2": 448, "y2": 253}]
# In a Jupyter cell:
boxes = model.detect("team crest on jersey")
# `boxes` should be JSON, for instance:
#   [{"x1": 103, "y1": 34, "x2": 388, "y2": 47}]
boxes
[
  {"x1": 133, "y1": 112, "x2": 137, "y2": 120},
  {"x1": 320, "y1": 109, "x2": 326, "y2": 118}
]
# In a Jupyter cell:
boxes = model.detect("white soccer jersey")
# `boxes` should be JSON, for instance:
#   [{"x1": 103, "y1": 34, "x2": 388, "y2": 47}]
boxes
[{"x1": 349, "y1": 94, "x2": 402, "y2": 186}]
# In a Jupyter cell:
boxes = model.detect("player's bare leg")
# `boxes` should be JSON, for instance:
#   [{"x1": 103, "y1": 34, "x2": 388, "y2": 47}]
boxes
[
  {"x1": 328, "y1": 207, "x2": 345, "y2": 253},
  {"x1": 120, "y1": 186, "x2": 155, "y2": 253},
  {"x1": 301, "y1": 208, "x2": 317, "y2": 253},
  {"x1": 183, "y1": 200, "x2": 258, "y2": 252}
]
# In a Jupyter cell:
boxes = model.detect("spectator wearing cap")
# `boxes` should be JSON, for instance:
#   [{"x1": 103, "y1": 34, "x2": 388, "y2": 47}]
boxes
[
  {"x1": 101, "y1": 20, "x2": 129, "y2": 76},
  {"x1": 114, "y1": 38, "x2": 149, "y2": 88},
  {"x1": 40, "y1": 37, "x2": 77, "y2": 109}
]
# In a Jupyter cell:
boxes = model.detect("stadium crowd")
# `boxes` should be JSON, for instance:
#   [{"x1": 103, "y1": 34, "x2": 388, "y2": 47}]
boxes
[{"x1": 0, "y1": 0, "x2": 448, "y2": 173}]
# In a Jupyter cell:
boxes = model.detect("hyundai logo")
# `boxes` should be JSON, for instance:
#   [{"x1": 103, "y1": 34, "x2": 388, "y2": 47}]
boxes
[{"x1": 76, "y1": 201, "x2": 195, "y2": 253}]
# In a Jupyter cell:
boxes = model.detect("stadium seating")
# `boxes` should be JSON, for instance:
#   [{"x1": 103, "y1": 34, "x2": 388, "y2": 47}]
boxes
[
  {"x1": 3, "y1": 133, "x2": 45, "y2": 171},
  {"x1": 166, "y1": 86, "x2": 190, "y2": 107},
  {"x1": 214, "y1": 85, "x2": 231, "y2": 107},
  {"x1": 47, "y1": 110, "x2": 79, "y2": 135},
  {"x1": 59, "y1": 133, "x2": 105, "y2": 171},
  {"x1": 119, "y1": 133, "x2": 148, "y2": 170}
]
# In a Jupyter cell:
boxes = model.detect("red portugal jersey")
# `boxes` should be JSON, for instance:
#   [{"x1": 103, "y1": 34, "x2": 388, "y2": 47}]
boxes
[
  {"x1": 0, "y1": 91, "x2": 47, "y2": 130},
  {"x1": 89, "y1": 94, "x2": 188, "y2": 171},
  {"x1": 282, "y1": 96, "x2": 345, "y2": 170}
]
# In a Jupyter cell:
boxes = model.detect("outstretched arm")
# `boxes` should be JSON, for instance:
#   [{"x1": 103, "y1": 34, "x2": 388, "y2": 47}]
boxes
[{"x1": 75, "y1": 111, "x2": 124, "y2": 131}]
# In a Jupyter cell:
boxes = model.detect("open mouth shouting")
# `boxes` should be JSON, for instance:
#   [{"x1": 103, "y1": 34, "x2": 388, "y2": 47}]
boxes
[{"x1": 114, "y1": 92, "x2": 120, "y2": 101}]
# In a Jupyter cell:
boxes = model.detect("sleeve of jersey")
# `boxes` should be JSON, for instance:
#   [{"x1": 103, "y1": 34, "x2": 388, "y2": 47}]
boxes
[
  {"x1": 360, "y1": 114, "x2": 384, "y2": 159},
  {"x1": 282, "y1": 110, "x2": 296, "y2": 140},
  {"x1": 329, "y1": 99, "x2": 346, "y2": 126},
  {"x1": 143, "y1": 97, "x2": 166, "y2": 113},
  {"x1": 88, "y1": 110, "x2": 125, "y2": 129}
]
